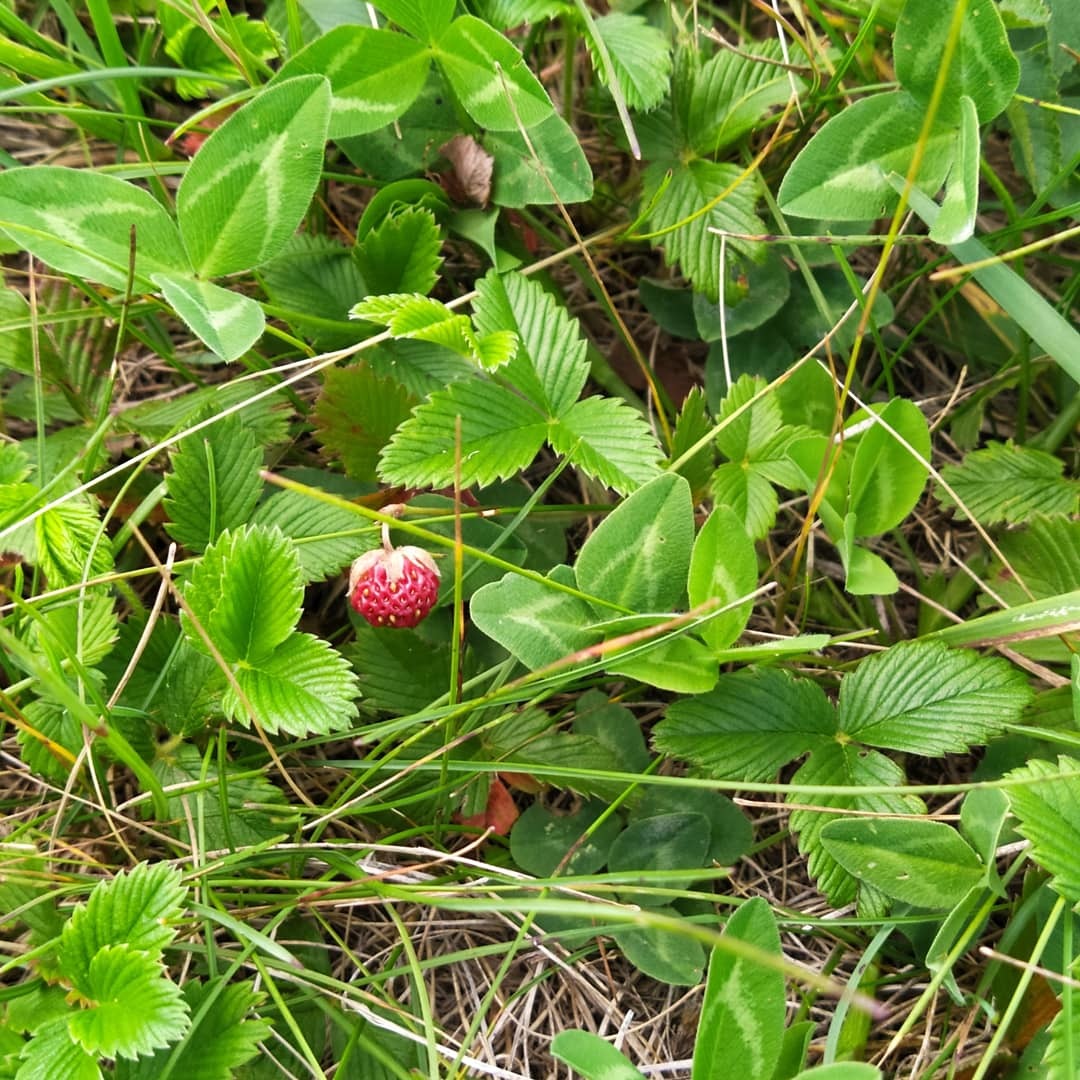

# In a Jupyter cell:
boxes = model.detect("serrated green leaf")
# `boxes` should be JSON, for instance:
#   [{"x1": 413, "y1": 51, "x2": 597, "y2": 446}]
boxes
[
  {"x1": 16, "y1": 698, "x2": 81, "y2": 784},
  {"x1": 32, "y1": 591, "x2": 117, "y2": 669},
  {"x1": 177, "y1": 75, "x2": 332, "y2": 277},
  {"x1": 1005, "y1": 755, "x2": 1080, "y2": 901},
  {"x1": 937, "y1": 441, "x2": 1080, "y2": 524},
  {"x1": 895, "y1": 0, "x2": 1019, "y2": 124},
  {"x1": 837, "y1": 640, "x2": 1034, "y2": 755},
  {"x1": 687, "y1": 506, "x2": 757, "y2": 652},
  {"x1": 693, "y1": 898, "x2": 785, "y2": 1080},
  {"x1": 352, "y1": 293, "x2": 488, "y2": 361},
  {"x1": 642, "y1": 160, "x2": 764, "y2": 302},
  {"x1": 182, "y1": 525, "x2": 303, "y2": 665},
  {"x1": 550, "y1": 397, "x2": 663, "y2": 494},
  {"x1": 473, "y1": 270, "x2": 589, "y2": 417},
  {"x1": 313, "y1": 364, "x2": 418, "y2": 483},
  {"x1": 653, "y1": 667, "x2": 835, "y2": 782},
  {"x1": 164, "y1": 415, "x2": 262, "y2": 553},
  {"x1": 435, "y1": 15, "x2": 553, "y2": 131},
  {"x1": 715, "y1": 375, "x2": 781, "y2": 462},
  {"x1": 67, "y1": 945, "x2": 189, "y2": 1060},
  {"x1": 689, "y1": 41, "x2": 802, "y2": 155},
  {"x1": 58, "y1": 863, "x2": 187, "y2": 990},
  {"x1": 820, "y1": 818, "x2": 985, "y2": 909},
  {"x1": 575, "y1": 474, "x2": 693, "y2": 613},
  {"x1": 1043, "y1": 961, "x2": 1080, "y2": 1079},
  {"x1": 777, "y1": 92, "x2": 956, "y2": 221},
  {"x1": 790, "y1": 743, "x2": 924, "y2": 911},
  {"x1": 708, "y1": 463, "x2": 778, "y2": 541},
  {"x1": 344, "y1": 623, "x2": 452, "y2": 712},
  {"x1": 485, "y1": 111, "x2": 594, "y2": 207},
  {"x1": 0, "y1": 166, "x2": 189, "y2": 291},
  {"x1": 998, "y1": 516, "x2": 1080, "y2": 598},
  {"x1": 379, "y1": 379, "x2": 547, "y2": 489},
  {"x1": 470, "y1": 565, "x2": 601, "y2": 669},
  {"x1": 115, "y1": 978, "x2": 269, "y2": 1080},
  {"x1": 250, "y1": 488, "x2": 370, "y2": 582},
  {"x1": 354, "y1": 206, "x2": 443, "y2": 296},
  {"x1": 273, "y1": 25, "x2": 430, "y2": 138},
  {"x1": 16, "y1": 1019, "x2": 102, "y2": 1080},
  {"x1": 668, "y1": 387, "x2": 715, "y2": 499},
  {"x1": 151, "y1": 274, "x2": 265, "y2": 363},
  {"x1": 586, "y1": 12, "x2": 671, "y2": 112},
  {"x1": 34, "y1": 496, "x2": 113, "y2": 587},
  {"x1": 226, "y1": 631, "x2": 359, "y2": 735}
]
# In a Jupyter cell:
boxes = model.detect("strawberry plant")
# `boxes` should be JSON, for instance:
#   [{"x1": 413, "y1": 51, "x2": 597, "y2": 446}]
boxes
[{"x1": 1, "y1": 0, "x2": 1078, "y2": 1076}]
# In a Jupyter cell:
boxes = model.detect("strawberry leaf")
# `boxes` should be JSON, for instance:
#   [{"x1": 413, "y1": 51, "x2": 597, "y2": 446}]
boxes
[{"x1": 353, "y1": 206, "x2": 443, "y2": 296}]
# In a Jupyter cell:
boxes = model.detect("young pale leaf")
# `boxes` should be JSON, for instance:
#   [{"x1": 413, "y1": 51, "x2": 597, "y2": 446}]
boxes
[
  {"x1": 575, "y1": 473, "x2": 693, "y2": 613},
  {"x1": 777, "y1": 92, "x2": 955, "y2": 221},
  {"x1": 58, "y1": 863, "x2": 186, "y2": 990},
  {"x1": 435, "y1": 15, "x2": 553, "y2": 131},
  {"x1": 473, "y1": 270, "x2": 589, "y2": 417},
  {"x1": 668, "y1": 387, "x2": 715, "y2": 499},
  {"x1": 470, "y1": 565, "x2": 602, "y2": 669},
  {"x1": 352, "y1": 293, "x2": 489, "y2": 362},
  {"x1": 151, "y1": 274, "x2": 265, "y2": 362},
  {"x1": 692, "y1": 898, "x2": 785, "y2": 1080},
  {"x1": 353, "y1": 206, "x2": 443, "y2": 296},
  {"x1": 550, "y1": 1030, "x2": 646, "y2": 1080},
  {"x1": 34, "y1": 497, "x2": 113, "y2": 587},
  {"x1": 116, "y1": 979, "x2": 270, "y2": 1080},
  {"x1": 715, "y1": 375, "x2": 782, "y2": 463},
  {"x1": 32, "y1": 591, "x2": 117, "y2": 669},
  {"x1": 687, "y1": 506, "x2": 757, "y2": 653},
  {"x1": 379, "y1": 379, "x2": 547, "y2": 489},
  {"x1": 653, "y1": 667, "x2": 835, "y2": 782},
  {"x1": 250, "y1": 489, "x2": 371, "y2": 582},
  {"x1": 586, "y1": 13, "x2": 671, "y2": 112},
  {"x1": 273, "y1": 25, "x2": 430, "y2": 138},
  {"x1": 689, "y1": 41, "x2": 801, "y2": 156},
  {"x1": 614, "y1": 911, "x2": 707, "y2": 986},
  {"x1": 937, "y1": 441, "x2": 1079, "y2": 524},
  {"x1": 930, "y1": 95, "x2": 980, "y2": 243},
  {"x1": 790, "y1": 743, "x2": 925, "y2": 911},
  {"x1": 549, "y1": 397, "x2": 664, "y2": 494},
  {"x1": 819, "y1": 818, "x2": 985, "y2": 909},
  {"x1": 182, "y1": 525, "x2": 303, "y2": 665},
  {"x1": 16, "y1": 1019, "x2": 102, "y2": 1080},
  {"x1": 641, "y1": 160, "x2": 764, "y2": 302},
  {"x1": 177, "y1": 75, "x2": 332, "y2": 277},
  {"x1": 837, "y1": 640, "x2": 1034, "y2": 755},
  {"x1": 67, "y1": 946, "x2": 189, "y2": 1060},
  {"x1": 313, "y1": 363, "x2": 418, "y2": 483},
  {"x1": 226, "y1": 631, "x2": 359, "y2": 736},
  {"x1": 846, "y1": 397, "x2": 931, "y2": 536},
  {"x1": 164, "y1": 415, "x2": 262, "y2": 553},
  {"x1": 0, "y1": 166, "x2": 189, "y2": 291},
  {"x1": 1005, "y1": 755, "x2": 1080, "y2": 901},
  {"x1": 895, "y1": 0, "x2": 1019, "y2": 124},
  {"x1": 485, "y1": 112, "x2": 595, "y2": 207}
]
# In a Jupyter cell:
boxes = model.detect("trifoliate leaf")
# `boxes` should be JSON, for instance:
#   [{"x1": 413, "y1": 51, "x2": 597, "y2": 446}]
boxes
[
  {"x1": 938, "y1": 441, "x2": 1079, "y2": 524},
  {"x1": 586, "y1": 12, "x2": 671, "y2": 113},
  {"x1": 353, "y1": 206, "x2": 443, "y2": 296},
  {"x1": 715, "y1": 375, "x2": 782, "y2": 462},
  {"x1": 182, "y1": 525, "x2": 303, "y2": 666},
  {"x1": 837, "y1": 640, "x2": 1033, "y2": 755},
  {"x1": 378, "y1": 378, "x2": 548, "y2": 489},
  {"x1": 549, "y1": 397, "x2": 664, "y2": 494},
  {"x1": 58, "y1": 863, "x2": 187, "y2": 990},
  {"x1": 67, "y1": 945, "x2": 189, "y2": 1060},
  {"x1": 1005, "y1": 755, "x2": 1080, "y2": 901},
  {"x1": 313, "y1": 364, "x2": 418, "y2": 484},
  {"x1": 164, "y1": 415, "x2": 262, "y2": 553},
  {"x1": 473, "y1": 270, "x2": 590, "y2": 417},
  {"x1": 653, "y1": 667, "x2": 835, "y2": 782},
  {"x1": 790, "y1": 743, "x2": 925, "y2": 912},
  {"x1": 114, "y1": 979, "x2": 270, "y2": 1080},
  {"x1": 226, "y1": 631, "x2": 359, "y2": 736},
  {"x1": 641, "y1": 160, "x2": 765, "y2": 303},
  {"x1": 250, "y1": 488, "x2": 373, "y2": 582}
]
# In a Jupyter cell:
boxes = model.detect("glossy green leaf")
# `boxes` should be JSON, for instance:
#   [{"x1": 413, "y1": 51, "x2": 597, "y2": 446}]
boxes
[
  {"x1": 575, "y1": 473, "x2": 693, "y2": 613},
  {"x1": 709, "y1": 463, "x2": 779, "y2": 542},
  {"x1": 177, "y1": 75, "x2": 332, "y2": 277},
  {"x1": 819, "y1": 818, "x2": 985, "y2": 908},
  {"x1": 693, "y1": 898, "x2": 785, "y2": 1080},
  {"x1": 273, "y1": 25, "x2": 430, "y2": 138},
  {"x1": 16, "y1": 1020, "x2": 102, "y2": 1080}
]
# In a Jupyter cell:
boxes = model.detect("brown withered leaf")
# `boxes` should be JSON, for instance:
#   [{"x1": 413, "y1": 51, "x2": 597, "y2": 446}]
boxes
[{"x1": 439, "y1": 134, "x2": 494, "y2": 208}]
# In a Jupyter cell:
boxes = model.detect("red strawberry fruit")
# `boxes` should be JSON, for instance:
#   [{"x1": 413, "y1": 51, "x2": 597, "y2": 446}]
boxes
[{"x1": 349, "y1": 542, "x2": 441, "y2": 629}]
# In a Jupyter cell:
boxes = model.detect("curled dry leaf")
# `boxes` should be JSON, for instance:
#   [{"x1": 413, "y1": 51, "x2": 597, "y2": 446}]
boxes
[{"x1": 439, "y1": 134, "x2": 494, "y2": 207}]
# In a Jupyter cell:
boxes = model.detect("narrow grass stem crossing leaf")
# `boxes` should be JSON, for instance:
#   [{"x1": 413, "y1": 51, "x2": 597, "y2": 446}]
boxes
[
  {"x1": 177, "y1": 75, "x2": 331, "y2": 277},
  {"x1": 687, "y1": 506, "x2": 757, "y2": 653}
]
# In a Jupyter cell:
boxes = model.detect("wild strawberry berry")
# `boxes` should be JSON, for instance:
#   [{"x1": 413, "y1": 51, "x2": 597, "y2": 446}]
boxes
[{"x1": 348, "y1": 543, "x2": 441, "y2": 629}]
